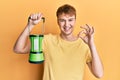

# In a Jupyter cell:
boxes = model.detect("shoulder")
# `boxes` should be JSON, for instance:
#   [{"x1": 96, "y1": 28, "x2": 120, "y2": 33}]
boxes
[
  {"x1": 44, "y1": 33, "x2": 58, "y2": 39},
  {"x1": 43, "y1": 33, "x2": 59, "y2": 42}
]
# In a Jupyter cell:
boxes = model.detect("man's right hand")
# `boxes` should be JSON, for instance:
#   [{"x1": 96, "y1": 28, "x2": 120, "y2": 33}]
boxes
[{"x1": 28, "y1": 13, "x2": 43, "y2": 26}]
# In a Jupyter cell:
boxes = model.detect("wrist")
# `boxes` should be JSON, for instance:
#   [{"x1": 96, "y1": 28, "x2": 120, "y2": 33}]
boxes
[
  {"x1": 27, "y1": 22, "x2": 34, "y2": 26},
  {"x1": 88, "y1": 38, "x2": 95, "y2": 46},
  {"x1": 25, "y1": 23, "x2": 34, "y2": 35},
  {"x1": 27, "y1": 23, "x2": 34, "y2": 29}
]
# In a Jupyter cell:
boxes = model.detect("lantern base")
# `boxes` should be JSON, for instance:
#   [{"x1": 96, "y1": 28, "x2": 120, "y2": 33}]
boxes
[{"x1": 29, "y1": 60, "x2": 44, "y2": 64}]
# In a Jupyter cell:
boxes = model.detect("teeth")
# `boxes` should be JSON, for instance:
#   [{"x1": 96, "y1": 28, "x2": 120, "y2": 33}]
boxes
[{"x1": 64, "y1": 27, "x2": 70, "y2": 31}]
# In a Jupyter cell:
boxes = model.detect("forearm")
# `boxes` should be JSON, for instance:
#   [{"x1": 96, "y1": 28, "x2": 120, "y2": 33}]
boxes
[
  {"x1": 88, "y1": 40, "x2": 104, "y2": 78},
  {"x1": 13, "y1": 13, "x2": 43, "y2": 53},
  {"x1": 13, "y1": 24, "x2": 34, "y2": 53}
]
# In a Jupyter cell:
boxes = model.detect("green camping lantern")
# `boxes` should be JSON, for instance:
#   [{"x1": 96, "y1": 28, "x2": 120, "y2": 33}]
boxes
[{"x1": 29, "y1": 17, "x2": 45, "y2": 64}]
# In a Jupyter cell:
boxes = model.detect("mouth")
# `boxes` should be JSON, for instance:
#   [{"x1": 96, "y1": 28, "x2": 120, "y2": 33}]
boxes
[{"x1": 64, "y1": 26, "x2": 72, "y2": 32}]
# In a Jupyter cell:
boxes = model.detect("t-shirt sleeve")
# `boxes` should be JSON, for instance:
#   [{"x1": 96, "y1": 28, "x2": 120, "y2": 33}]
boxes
[
  {"x1": 42, "y1": 34, "x2": 52, "y2": 53},
  {"x1": 86, "y1": 48, "x2": 92, "y2": 63},
  {"x1": 42, "y1": 34, "x2": 48, "y2": 53}
]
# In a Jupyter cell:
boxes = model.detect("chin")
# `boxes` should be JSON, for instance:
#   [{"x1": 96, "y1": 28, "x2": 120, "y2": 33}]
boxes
[
  {"x1": 61, "y1": 28, "x2": 73, "y2": 36},
  {"x1": 64, "y1": 31, "x2": 72, "y2": 36}
]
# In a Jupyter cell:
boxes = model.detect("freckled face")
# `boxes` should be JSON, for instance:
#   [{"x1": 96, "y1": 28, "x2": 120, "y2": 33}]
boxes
[{"x1": 57, "y1": 14, "x2": 76, "y2": 36}]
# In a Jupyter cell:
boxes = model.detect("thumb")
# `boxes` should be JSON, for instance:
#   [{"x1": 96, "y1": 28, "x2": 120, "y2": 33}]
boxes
[{"x1": 78, "y1": 30, "x2": 85, "y2": 39}]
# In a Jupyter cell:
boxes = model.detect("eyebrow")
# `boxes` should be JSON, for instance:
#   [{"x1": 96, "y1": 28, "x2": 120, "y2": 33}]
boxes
[{"x1": 58, "y1": 18, "x2": 75, "y2": 20}]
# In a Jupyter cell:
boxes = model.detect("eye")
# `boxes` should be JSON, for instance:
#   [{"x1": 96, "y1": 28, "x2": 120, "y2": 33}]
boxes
[
  {"x1": 59, "y1": 19, "x2": 65, "y2": 22},
  {"x1": 69, "y1": 19, "x2": 73, "y2": 22},
  {"x1": 68, "y1": 18, "x2": 75, "y2": 22}
]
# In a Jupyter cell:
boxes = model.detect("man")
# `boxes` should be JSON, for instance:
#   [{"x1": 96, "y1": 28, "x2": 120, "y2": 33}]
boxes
[{"x1": 14, "y1": 4, "x2": 103, "y2": 80}]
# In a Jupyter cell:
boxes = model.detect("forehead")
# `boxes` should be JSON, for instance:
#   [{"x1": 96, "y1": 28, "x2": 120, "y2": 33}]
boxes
[{"x1": 57, "y1": 13, "x2": 75, "y2": 19}]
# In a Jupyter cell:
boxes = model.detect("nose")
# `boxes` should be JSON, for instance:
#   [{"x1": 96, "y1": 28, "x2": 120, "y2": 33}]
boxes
[{"x1": 65, "y1": 20, "x2": 69, "y2": 27}]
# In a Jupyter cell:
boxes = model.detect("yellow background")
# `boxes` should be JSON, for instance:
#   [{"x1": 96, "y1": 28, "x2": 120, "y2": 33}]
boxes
[{"x1": 0, "y1": 0, "x2": 120, "y2": 80}]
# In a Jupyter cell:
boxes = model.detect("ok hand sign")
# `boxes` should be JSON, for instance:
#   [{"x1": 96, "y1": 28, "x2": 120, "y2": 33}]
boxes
[{"x1": 78, "y1": 24, "x2": 94, "y2": 45}]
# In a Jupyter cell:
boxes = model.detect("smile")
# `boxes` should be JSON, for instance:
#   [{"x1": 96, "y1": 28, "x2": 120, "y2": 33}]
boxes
[
  {"x1": 64, "y1": 27, "x2": 71, "y2": 32},
  {"x1": 64, "y1": 25, "x2": 72, "y2": 31}
]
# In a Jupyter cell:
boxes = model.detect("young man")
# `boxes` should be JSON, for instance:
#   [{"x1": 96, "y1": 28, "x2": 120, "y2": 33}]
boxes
[{"x1": 14, "y1": 4, "x2": 103, "y2": 80}]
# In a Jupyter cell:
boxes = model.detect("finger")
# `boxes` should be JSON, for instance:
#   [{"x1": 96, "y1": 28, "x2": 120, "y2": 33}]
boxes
[
  {"x1": 78, "y1": 30, "x2": 87, "y2": 38},
  {"x1": 28, "y1": 13, "x2": 40, "y2": 23},
  {"x1": 29, "y1": 13, "x2": 33, "y2": 18},
  {"x1": 78, "y1": 30, "x2": 84, "y2": 39},
  {"x1": 86, "y1": 24, "x2": 95, "y2": 35},
  {"x1": 30, "y1": 13, "x2": 38, "y2": 20},
  {"x1": 37, "y1": 13, "x2": 40, "y2": 20},
  {"x1": 85, "y1": 24, "x2": 92, "y2": 33},
  {"x1": 28, "y1": 13, "x2": 34, "y2": 22},
  {"x1": 86, "y1": 24, "x2": 93, "y2": 34},
  {"x1": 37, "y1": 13, "x2": 43, "y2": 20},
  {"x1": 29, "y1": 14, "x2": 34, "y2": 20},
  {"x1": 34, "y1": 14, "x2": 38, "y2": 20},
  {"x1": 78, "y1": 30, "x2": 88, "y2": 41},
  {"x1": 80, "y1": 25, "x2": 89, "y2": 33},
  {"x1": 91, "y1": 27, "x2": 94, "y2": 34}
]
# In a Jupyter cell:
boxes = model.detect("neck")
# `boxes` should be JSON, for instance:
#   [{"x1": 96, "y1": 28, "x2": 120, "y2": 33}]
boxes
[{"x1": 60, "y1": 33, "x2": 78, "y2": 41}]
